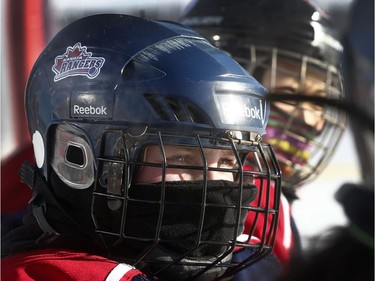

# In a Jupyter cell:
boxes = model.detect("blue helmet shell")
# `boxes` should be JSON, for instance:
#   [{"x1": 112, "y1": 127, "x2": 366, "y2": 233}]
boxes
[{"x1": 26, "y1": 14, "x2": 269, "y2": 176}]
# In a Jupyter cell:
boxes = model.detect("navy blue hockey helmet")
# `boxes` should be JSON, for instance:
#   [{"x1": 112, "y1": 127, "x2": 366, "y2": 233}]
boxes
[
  {"x1": 181, "y1": 0, "x2": 346, "y2": 195},
  {"x1": 25, "y1": 14, "x2": 281, "y2": 280}
]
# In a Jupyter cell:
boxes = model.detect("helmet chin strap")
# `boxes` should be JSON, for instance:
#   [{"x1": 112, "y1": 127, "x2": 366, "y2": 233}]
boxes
[
  {"x1": 18, "y1": 161, "x2": 96, "y2": 243},
  {"x1": 19, "y1": 161, "x2": 60, "y2": 235}
]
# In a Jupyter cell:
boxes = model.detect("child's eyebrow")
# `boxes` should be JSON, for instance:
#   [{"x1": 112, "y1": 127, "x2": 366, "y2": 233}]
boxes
[
  {"x1": 164, "y1": 146, "x2": 235, "y2": 157},
  {"x1": 202, "y1": 148, "x2": 236, "y2": 158},
  {"x1": 165, "y1": 146, "x2": 195, "y2": 154}
]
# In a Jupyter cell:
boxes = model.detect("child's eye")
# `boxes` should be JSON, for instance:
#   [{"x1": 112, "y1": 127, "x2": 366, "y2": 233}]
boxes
[
  {"x1": 218, "y1": 158, "x2": 238, "y2": 169},
  {"x1": 174, "y1": 155, "x2": 186, "y2": 162},
  {"x1": 167, "y1": 154, "x2": 190, "y2": 164}
]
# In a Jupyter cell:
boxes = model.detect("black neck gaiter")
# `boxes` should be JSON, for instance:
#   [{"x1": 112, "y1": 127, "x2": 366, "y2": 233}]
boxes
[{"x1": 103, "y1": 180, "x2": 258, "y2": 280}]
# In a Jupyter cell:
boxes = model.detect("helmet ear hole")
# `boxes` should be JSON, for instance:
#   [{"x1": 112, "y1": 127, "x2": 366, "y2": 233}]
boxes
[
  {"x1": 51, "y1": 124, "x2": 95, "y2": 189},
  {"x1": 66, "y1": 144, "x2": 85, "y2": 167}
]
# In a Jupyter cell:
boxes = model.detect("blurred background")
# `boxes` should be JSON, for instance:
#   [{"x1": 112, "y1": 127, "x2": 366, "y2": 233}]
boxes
[{"x1": 1, "y1": 0, "x2": 360, "y2": 246}]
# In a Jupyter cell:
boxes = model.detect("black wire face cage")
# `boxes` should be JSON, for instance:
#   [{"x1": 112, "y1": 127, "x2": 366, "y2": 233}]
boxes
[
  {"x1": 233, "y1": 45, "x2": 347, "y2": 189},
  {"x1": 91, "y1": 128, "x2": 281, "y2": 280}
]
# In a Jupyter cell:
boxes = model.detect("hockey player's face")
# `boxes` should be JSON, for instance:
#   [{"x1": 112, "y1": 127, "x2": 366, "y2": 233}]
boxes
[
  {"x1": 260, "y1": 58, "x2": 328, "y2": 180},
  {"x1": 135, "y1": 145, "x2": 237, "y2": 183},
  {"x1": 261, "y1": 58, "x2": 326, "y2": 132}
]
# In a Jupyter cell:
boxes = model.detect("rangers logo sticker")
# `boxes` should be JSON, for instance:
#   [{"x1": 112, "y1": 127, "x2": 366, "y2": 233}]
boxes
[{"x1": 52, "y1": 42, "x2": 105, "y2": 82}]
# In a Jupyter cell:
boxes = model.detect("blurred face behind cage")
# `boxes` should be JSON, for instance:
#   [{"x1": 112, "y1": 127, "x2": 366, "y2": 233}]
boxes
[
  {"x1": 261, "y1": 57, "x2": 326, "y2": 177},
  {"x1": 262, "y1": 58, "x2": 326, "y2": 131},
  {"x1": 244, "y1": 50, "x2": 344, "y2": 187}
]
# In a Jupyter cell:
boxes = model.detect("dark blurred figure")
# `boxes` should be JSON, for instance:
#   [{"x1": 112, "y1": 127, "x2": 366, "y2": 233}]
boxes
[{"x1": 278, "y1": 0, "x2": 374, "y2": 280}]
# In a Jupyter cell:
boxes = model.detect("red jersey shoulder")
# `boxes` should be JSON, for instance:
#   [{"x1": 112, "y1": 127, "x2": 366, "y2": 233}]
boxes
[
  {"x1": 1, "y1": 248, "x2": 150, "y2": 281},
  {"x1": 245, "y1": 184, "x2": 294, "y2": 266}
]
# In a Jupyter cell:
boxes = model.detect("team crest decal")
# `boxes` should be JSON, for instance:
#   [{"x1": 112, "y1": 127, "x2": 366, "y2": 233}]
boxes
[{"x1": 52, "y1": 42, "x2": 105, "y2": 82}]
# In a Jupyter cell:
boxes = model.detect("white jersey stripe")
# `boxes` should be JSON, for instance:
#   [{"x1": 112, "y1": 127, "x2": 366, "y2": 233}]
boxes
[{"x1": 106, "y1": 263, "x2": 134, "y2": 281}]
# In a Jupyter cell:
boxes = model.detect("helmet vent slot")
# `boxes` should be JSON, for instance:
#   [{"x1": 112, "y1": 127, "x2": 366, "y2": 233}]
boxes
[
  {"x1": 145, "y1": 94, "x2": 213, "y2": 126},
  {"x1": 186, "y1": 103, "x2": 212, "y2": 125},
  {"x1": 164, "y1": 97, "x2": 192, "y2": 122},
  {"x1": 145, "y1": 94, "x2": 172, "y2": 120}
]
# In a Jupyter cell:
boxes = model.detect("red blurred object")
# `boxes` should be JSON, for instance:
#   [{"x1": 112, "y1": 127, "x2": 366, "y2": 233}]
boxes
[
  {"x1": 1, "y1": 144, "x2": 34, "y2": 213},
  {"x1": 244, "y1": 180, "x2": 294, "y2": 267},
  {"x1": 2, "y1": 0, "x2": 45, "y2": 215}
]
